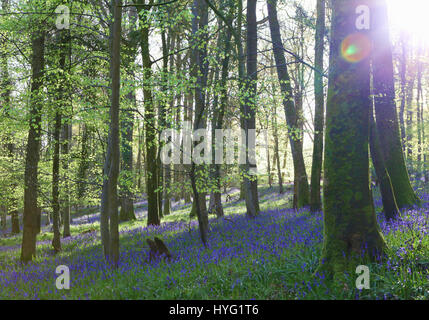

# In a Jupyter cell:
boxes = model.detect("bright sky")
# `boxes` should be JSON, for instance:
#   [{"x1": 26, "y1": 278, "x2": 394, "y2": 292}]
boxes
[{"x1": 387, "y1": 0, "x2": 428, "y2": 44}]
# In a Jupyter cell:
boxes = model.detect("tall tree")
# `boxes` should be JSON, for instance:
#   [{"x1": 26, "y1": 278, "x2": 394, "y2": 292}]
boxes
[
  {"x1": 371, "y1": 0, "x2": 420, "y2": 208},
  {"x1": 267, "y1": 0, "x2": 310, "y2": 208},
  {"x1": 209, "y1": 2, "x2": 233, "y2": 218},
  {"x1": 137, "y1": 0, "x2": 160, "y2": 226},
  {"x1": 100, "y1": 0, "x2": 122, "y2": 266},
  {"x1": 21, "y1": 11, "x2": 46, "y2": 263},
  {"x1": 190, "y1": 0, "x2": 209, "y2": 245},
  {"x1": 272, "y1": 103, "x2": 284, "y2": 194},
  {"x1": 51, "y1": 31, "x2": 69, "y2": 253},
  {"x1": 61, "y1": 121, "x2": 71, "y2": 238},
  {"x1": 317, "y1": 0, "x2": 386, "y2": 276},
  {"x1": 241, "y1": 0, "x2": 260, "y2": 217},
  {"x1": 1, "y1": 0, "x2": 19, "y2": 234},
  {"x1": 119, "y1": 7, "x2": 138, "y2": 222},
  {"x1": 369, "y1": 104, "x2": 400, "y2": 221},
  {"x1": 398, "y1": 31, "x2": 409, "y2": 154},
  {"x1": 310, "y1": 0, "x2": 325, "y2": 212}
]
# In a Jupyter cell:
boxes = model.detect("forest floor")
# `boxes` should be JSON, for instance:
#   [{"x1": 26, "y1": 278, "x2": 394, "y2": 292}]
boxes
[{"x1": 0, "y1": 184, "x2": 428, "y2": 300}]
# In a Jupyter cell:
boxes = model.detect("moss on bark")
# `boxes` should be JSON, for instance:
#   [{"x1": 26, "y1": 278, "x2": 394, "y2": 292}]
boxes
[{"x1": 317, "y1": 0, "x2": 387, "y2": 278}]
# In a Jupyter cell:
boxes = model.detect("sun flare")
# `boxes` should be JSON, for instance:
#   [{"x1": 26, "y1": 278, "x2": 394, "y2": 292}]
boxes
[{"x1": 387, "y1": 0, "x2": 429, "y2": 43}]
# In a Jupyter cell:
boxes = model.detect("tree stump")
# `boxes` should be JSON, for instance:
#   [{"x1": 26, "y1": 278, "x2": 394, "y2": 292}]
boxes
[{"x1": 146, "y1": 237, "x2": 172, "y2": 262}]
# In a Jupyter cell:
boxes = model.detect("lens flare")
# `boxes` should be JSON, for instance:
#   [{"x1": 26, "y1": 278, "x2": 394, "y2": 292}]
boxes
[{"x1": 341, "y1": 33, "x2": 371, "y2": 63}]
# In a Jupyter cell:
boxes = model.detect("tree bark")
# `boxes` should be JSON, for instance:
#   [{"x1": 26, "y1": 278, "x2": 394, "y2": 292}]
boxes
[
  {"x1": 265, "y1": 114, "x2": 272, "y2": 188},
  {"x1": 61, "y1": 122, "x2": 71, "y2": 238},
  {"x1": 21, "y1": 24, "x2": 45, "y2": 263},
  {"x1": 100, "y1": 0, "x2": 122, "y2": 266},
  {"x1": 119, "y1": 7, "x2": 138, "y2": 222},
  {"x1": 399, "y1": 31, "x2": 408, "y2": 155},
  {"x1": 369, "y1": 105, "x2": 400, "y2": 221},
  {"x1": 0, "y1": 206, "x2": 5, "y2": 231},
  {"x1": 52, "y1": 103, "x2": 62, "y2": 253},
  {"x1": 310, "y1": 0, "x2": 325, "y2": 212},
  {"x1": 317, "y1": 0, "x2": 386, "y2": 277},
  {"x1": 1, "y1": 0, "x2": 19, "y2": 234},
  {"x1": 371, "y1": 0, "x2": 420, "y2": 208},
  {"x1": 138, "y1": 0, "x2": 160, "y2": 226},
  {"x1": 239, "y1": 0, "x2": 260, "y2": 218},
  {"x1": 190, "y1": 0, "x2": 209, "y2": 245},
  {"x1": 119, "y1": 88, "x2": 137, "y2": 222},
  {"x1": 51, "y1": 32, "x2": 68, "y2": 253},
  {"x1": 272, "y1": 104, "x2": 283, "y2": 194},
  {"x1": 267, "y1": 0, "x2": 310, "y2": 208}
]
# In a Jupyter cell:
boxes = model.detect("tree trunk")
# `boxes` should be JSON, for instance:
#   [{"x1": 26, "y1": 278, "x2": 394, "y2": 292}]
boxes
[
  {"x1": 21, "y1": 25, "x2": 45, "y2": 263},
  {"x1": 210, "y1": 5, "x2": 233, "y2": 218},
  {"x1": 61, "y1": 28, "x2": 72, "y2": 238},
  {"x1": 267, "y1": 0, "x2": 310, "y2": 208},
  {"x1": 265, "y1": 114, "x2": 272, "y2": 188},
  {"x1": 51, "y1": 32, "x2": 68, "y2": 253},
  {"x1": 136, "y1": 122, "x2": 143, "y2": 191},
  {"x1": 1, "y1": 0, "x2": 19, "y2": 234},
  {"x1": 119, "y1": 7, "x2": 138, "y2": 222},
  {"x1": 272, "y1": 104, "x2": 283, "y2": 194},
  {"x1": 11, "y1": 209, "x2": 19, "y2": 234},
  {"x1": 100, "y1": 0, "x2": 122, "y2": 266},
  {"x1": 371, "y1": 0, "x2": 420, "y2": 208},
  {"x1": 416, "y1": 49, "x2": 423, "y2": 179},
  {"x1": 138, "y1": 0, "x2": 160, "y2": 226},
  {"x1": 108, "y1": 0, "x2": 122, "y2": 266},
  {"x1": 119, "y1": 89, "x2": 136, "y2": 222},
  {"x1": 399, "y1": 32, "x2": 408, "y2": 154},
  {"x1": 190, "y1": 0, "x2": 209, "y2": 245},
  {"x1": 52, "y1": 102, "x2": 62, "y2": 253},
  {"x1": 310, "y1": 0, "x2": 325, "y2": 212},
  {"x1": 77, "y1": 123, "x2": 90, "y2": 201},
  {"x1": 61, "y1": 122, "x2": 71, "y2": 238},
  {"x1": 0, "y1": 206, "x2": 5, "y2": 231},
  {"x1": 239, "y1": 0, "x2": 259, "y2": 218},
  {"x1": 406, "y1": 62, "x2": 415, "y2": 160},
  {"x1": 317, "y1": 0, "x2": 386, "y2": 277},
  {"x1": 369, "y1": 105, "x2": 400, "y2": 221}
]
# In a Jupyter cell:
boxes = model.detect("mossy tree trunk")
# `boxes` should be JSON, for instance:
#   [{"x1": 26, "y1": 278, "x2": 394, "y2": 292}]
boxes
[
  {"x1": 317, "y1": 0, "x2": 386, "y2": 277},
  {"x1": 371, "y1": 0, "x2": 420, "y2": 208},
  {"x1": 369, "y1": 105, "x2": 400, "y2": 221}
]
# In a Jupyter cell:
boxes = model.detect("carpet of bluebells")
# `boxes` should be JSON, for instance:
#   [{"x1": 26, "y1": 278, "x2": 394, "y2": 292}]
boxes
[{"x1": 0, "y1": 190, "x2": 428, "y2": 300}]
